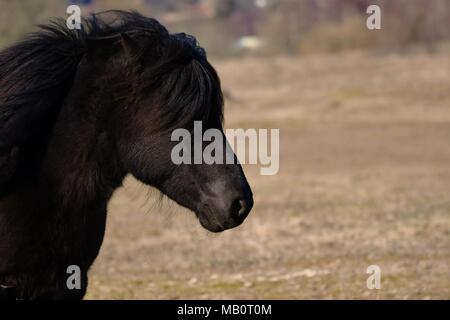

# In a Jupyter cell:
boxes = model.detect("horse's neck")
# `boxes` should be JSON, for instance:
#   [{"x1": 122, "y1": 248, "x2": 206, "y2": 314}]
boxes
[{"x1": 38, "y1": 104, "x2": 126, "y2": 208}]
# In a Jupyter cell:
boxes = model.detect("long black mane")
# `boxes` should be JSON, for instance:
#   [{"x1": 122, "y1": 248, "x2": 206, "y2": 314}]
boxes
[{"x1": 0, "y1": 10, "x2": 223, "y2": 193}]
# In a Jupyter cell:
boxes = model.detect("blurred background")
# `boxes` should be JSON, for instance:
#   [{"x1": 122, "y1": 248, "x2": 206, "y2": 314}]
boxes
[
  {"x1": 0, "y1": 0, "x2": 449, "y2": 299},
  {"x1": 2, "y1": 0, "x2": 450, "y2": 55}
]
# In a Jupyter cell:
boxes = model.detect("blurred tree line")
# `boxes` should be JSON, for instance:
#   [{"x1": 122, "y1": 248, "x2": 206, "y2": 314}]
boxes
[
  {"x1": 258, "y1": 0, "x2": 450, "y2": 54},
  {"x1": 0, "y1": 0, "x2": 449, "y2": 56}
]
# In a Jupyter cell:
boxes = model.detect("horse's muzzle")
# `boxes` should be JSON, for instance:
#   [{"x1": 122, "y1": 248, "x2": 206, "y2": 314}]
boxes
[{"x1": 198, "y1": 194, "x2": 253, "y2": 233}]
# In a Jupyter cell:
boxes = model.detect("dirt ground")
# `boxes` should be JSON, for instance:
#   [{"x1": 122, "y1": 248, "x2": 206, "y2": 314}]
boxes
[{"x1": 85, "y1": 52, "x2": 450, "y2": 299}]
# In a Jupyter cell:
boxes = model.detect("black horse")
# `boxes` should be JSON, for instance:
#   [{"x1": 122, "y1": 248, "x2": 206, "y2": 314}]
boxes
[{"x1": 0, "y1": 11, "x2": 253, "y2": 300}]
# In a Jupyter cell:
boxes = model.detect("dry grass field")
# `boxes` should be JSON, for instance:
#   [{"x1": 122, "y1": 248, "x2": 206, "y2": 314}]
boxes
[{"x1": 85, "y1": 52, "x2": 450, "y2": 299}]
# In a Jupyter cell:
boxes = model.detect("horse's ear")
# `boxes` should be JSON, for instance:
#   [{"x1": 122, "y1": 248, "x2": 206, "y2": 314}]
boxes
[{"x1": 121, "y1": 33, "x2": 139, "y2": 56}]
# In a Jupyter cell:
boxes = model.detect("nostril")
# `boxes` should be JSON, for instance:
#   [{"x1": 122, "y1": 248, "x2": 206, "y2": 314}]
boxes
[
  {"x1": 231, "y1": 198, "x2": 251, "y2": 218},
  {"x1": 238, "y1": 199, "x2": 248, "y2": 216}
]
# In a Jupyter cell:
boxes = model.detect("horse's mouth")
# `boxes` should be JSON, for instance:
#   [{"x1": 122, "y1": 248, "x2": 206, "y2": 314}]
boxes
[
  {"x1": 197, "y1": 205, "x2": 249, "y2": 233},
  {"x1": 198, "y1": 214, "x2": 226, "y2": 233}
]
